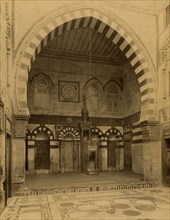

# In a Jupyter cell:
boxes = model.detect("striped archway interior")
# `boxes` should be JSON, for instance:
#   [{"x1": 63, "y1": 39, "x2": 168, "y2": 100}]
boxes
[
  {"x1": 16, "y1": 9, "x2": 155, "y2": 120},
  {"x1": 58, "y1": 127, "x2": 80, "y2": 141},
  {"x1": 105, "y1": 127, "x2": 123, "y2": 146},
  {"x1": 31, "y1": 125, "x2": 54, "y2": 140}
]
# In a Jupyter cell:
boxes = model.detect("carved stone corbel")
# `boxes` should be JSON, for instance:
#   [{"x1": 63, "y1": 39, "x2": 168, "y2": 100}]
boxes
[{"x1": 141, "y1": 120, "x2": 159, "y2": 142}]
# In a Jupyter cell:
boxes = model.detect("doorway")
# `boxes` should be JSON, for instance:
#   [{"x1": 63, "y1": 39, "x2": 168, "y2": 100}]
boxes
[
  {"x1": 124, "y1": 141, "x2": 132, "y2": 170},
  {"x1": 35, "y1": 131, "x2": 50, "y2": 170},
  {"x1": 4, "y1": 133, "x2": 12, "y2": 204},
  {"x1": 162, "y1": 138, "x2": 170, "y2": 185},
  {"x1": 107, "y1": 141, "x2": 116, "y2": 169},
  {"x1": 64, "y1": 141, "x2": 74, "y2": 172}
]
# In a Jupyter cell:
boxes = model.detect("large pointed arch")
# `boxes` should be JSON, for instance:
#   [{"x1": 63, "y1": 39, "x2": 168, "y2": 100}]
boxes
[{"x1": 13, "y1": 7, "x2": 156, "y2": 121}]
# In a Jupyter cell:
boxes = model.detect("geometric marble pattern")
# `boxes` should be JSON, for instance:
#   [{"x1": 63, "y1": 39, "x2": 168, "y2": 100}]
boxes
[
  {"x1": 1, "y1": 187, "x2": 169, "y2": 220},
  {"x1": 13, "y1": 183, "x2": 153, "y2": 196}
]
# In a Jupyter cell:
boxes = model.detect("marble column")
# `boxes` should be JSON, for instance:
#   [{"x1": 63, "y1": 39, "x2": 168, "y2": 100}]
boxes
[
  {"x1": 60, "y1": 142, "x2": 64, "y2": 173},
  {"x1": 78, "y1": 142, "x2": 81, "y2": 172},
  {"x1": 50, "y1": 141, "x2": 59, "y2": 173},
  {"x1": 119, "y1": 147, "x2": 124, "y2": 170},
  {"x1": 99, "y1": 141, "x2": 107, "y2": 171}
]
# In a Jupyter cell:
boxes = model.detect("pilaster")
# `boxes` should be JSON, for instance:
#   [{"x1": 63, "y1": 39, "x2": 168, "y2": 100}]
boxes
[
  {"x1": 12, "y1": 115, "x2": 28, "y2": 191},
  {"x1": 141, "y1": 120, "x2": 161, "y2": 185}
]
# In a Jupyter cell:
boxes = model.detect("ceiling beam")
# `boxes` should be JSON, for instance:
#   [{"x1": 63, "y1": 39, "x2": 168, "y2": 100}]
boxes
[{"x1": 39, "y1": 49, "x2": 125, "y2": 66}]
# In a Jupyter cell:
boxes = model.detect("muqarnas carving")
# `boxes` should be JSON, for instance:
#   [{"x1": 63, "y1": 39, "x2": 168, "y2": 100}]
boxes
[{"x1": 59, "y1": 81, "x2": 79, "y2": 102}]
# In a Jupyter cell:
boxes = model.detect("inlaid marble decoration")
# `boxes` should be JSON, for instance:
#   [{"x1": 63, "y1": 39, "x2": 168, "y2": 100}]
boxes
[
  {"x1": 1, "y1": 187, "x2": 169, "y2": 220},
  {"x1": 59, "y1": 81, "x2": 79, "y2": 102}
]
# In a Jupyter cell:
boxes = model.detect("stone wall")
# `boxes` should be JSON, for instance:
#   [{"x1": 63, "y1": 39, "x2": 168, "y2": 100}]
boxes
[
  {"x1": 0, "y1": 0, "x2": 13, "y2": 213},
  {"x1": 131, "y1": 144, "x2": 143, "y2": 174},
  {"x1": 28, "y1": 56, "x2": 140, "y2": 118},
  {"x1": 157, "y1": 2, "x2": 170, "y2": 185}
]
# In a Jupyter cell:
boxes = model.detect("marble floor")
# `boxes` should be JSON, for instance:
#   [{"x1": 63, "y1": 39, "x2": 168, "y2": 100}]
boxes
[
  {"x1": 1, "y1": 187, "x2": 170, "y2": 220},
  {"x1": 25, "y1": 171, "x2": 144, "y2": 189}
]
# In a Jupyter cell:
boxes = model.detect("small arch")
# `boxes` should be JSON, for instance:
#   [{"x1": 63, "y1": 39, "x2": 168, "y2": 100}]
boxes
[
  {"x1": 29, "y1": 72, "x2": 54, "y2": 87},
  {"x1": 105, "y1": 127, "x2": 123, "y2": 142},
  {"x1": 84, "y1": 78, "x2": 103, "y2": 91},
  {"x1": 32, "y1": 124, "x2": 54, "y2": 140},
  {"x1": 104, "y1": 79, "x2": 123, "y2": 92},
  {"x1": 91, "y1": 125, "x2": 104, "y2": 139},
  {"x1": 58, "y1": 126, "x2": 80, "y2": 141}
]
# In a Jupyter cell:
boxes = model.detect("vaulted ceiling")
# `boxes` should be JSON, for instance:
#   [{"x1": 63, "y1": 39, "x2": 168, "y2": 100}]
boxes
[{"x1": 40, "y1": 27, "x2": 127, "y2": 65}]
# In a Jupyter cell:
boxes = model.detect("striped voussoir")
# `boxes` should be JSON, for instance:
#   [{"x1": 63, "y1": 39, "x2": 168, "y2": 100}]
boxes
[
  {"x1": 32, "y1": 125, "x2": 54, "y2": 140},
  {"x1": 17, "y1": 9, "x2": 155, "y2": 118},
  {"x1": 105, "y1": 127, "x2": 123, "y2": 146},
  {"x1": 132, "y1": 121, "x2": 143, "y2": 143},
  {"x1": 58, "y1": 126, "x2": 80, "y2": 141}
]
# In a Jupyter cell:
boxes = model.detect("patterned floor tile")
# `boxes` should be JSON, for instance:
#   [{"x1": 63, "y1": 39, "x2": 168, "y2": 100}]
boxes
[{"x1": 1, "y1": 187, "x2": 169, "y2": 220}]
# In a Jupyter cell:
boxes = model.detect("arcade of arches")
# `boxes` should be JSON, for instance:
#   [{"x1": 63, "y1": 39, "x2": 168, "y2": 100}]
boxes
[{"x1": 0, "y1": 0, "x2": 170, "y2": 214}]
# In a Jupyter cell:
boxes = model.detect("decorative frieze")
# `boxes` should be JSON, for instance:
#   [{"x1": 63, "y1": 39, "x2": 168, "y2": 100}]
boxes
[{"x1": 123, "y1": 125, "x2": 132, "y2": 141}]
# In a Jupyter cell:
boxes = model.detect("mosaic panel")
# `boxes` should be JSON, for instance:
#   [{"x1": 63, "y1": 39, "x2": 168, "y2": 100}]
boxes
[{"x1": 1, "y1": 187, "x2": 169, "y2": 220}]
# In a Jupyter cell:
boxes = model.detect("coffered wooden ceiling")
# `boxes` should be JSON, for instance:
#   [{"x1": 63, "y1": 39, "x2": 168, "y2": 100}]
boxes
[{"x1": 41, "y1": 27, "x2": 127, "y2": 65}]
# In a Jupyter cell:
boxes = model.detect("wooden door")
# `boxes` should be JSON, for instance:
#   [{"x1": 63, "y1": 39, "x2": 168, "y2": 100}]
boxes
[
  {"x1": 124, "y1": 141, "x2": 132, "y2": 170},
  {"x1": 35, "y1": 140, "x2": 50, "y2": 169},
  {"x1": 107, "y1": 141, "x2": 116, "y2": 169},
  {"x1": 64, "y1": 141, "x2": 74, "y2": 172}
]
